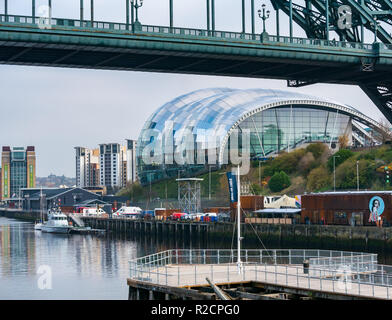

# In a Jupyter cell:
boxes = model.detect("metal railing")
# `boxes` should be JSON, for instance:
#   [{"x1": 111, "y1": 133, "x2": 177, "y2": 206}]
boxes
[
  {"x1": 0, "y1": 14, "x2": 386, "y2": 52},
  {"x1": 129, "y1": 249, "x2": 392, "y2": 299},
  {"x1": 309, "y1": 252, "x2": 377, "y2": 277}
]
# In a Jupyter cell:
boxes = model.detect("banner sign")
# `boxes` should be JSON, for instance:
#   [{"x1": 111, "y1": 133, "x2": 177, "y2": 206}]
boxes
[
  {"x1": 226, "y1": 172, "x2": 238, "y2": 203},
  {"x1": 3, "y1": 164, "x2": 8, "y2": 198},
  {"x1": 29, "y1": 164, "x2": 34, "y2": 188}
]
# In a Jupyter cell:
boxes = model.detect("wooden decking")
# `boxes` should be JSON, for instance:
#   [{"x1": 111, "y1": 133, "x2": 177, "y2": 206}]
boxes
[{"x1": 140, "y1": 263, "x2": 391, "y2": 300}]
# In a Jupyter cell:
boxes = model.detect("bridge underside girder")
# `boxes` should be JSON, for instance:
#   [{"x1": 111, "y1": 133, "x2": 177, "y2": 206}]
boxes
[
  {"x1": 1, "y1": 41, "x2": 389, "y2": 86},
  {"x1": 273, "y1": 0, "x2": 392, "y2": 44},
  {"x1": 360, "y1": 81, "x2": 392, "y2": 123}
]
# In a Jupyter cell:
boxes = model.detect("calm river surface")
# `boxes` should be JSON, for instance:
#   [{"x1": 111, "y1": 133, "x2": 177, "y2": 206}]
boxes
[{"x1": 1, "y1": 216, "x2": 392, "y2": 300}]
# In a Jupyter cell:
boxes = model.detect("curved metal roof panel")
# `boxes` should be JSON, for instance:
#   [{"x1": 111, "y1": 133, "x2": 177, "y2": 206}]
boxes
[{"x1": 142, "y1": 88, "x2": 377, "y2": 139}]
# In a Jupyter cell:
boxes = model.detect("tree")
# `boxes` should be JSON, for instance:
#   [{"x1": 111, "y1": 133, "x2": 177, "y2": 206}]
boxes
[
  {"x1": 306, "y1": 167, "x2": 330, "y2": 191},
  {"x1": 250, "y1": 183, "x2": 262, "y2": 195},
  {"x1": 327, "y1": 149, "x2": 354, "y2": 172},
  {"x1": 306, "y1": 143, "x2": 327, "y2": 159},
  {"x1": 335, "y1": 159, "x2": 375, "y2": 190},
  {"x1": 298, "y1": 152, "x2": 316, "y2": 175},
  {"x1": 338, "y1": 134, "x2": 349, "y2": 149},
  {"x1": 268, "y1": 171, "x2": 291, "y2": 192}
]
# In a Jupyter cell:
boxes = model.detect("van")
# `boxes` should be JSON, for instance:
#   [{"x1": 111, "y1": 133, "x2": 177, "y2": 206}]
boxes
[
  {"x1": 75, "y1": 207, "x2": 106, "y2": 217},
  {"x1": 114, "y1": 206, "x2": 142, "y2": 219}
]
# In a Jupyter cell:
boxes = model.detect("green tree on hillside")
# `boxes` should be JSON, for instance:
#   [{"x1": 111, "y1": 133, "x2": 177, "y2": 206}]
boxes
[
  {"x1": 327, "y1": 149, "x2": 354, "y2": 172},
  {"x1": 335, "y1": 159, "x2": 375, "y2": 190},
  {"x1": 268, "y1": 171, "x2": 291, "y2": 192}
]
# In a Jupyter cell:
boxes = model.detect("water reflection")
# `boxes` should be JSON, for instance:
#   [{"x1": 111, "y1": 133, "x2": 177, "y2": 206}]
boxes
[
  {"x1": 1, "y1": 216, "x2": 392, "y2": 299},
  {"x1": 0, "y1": 217, "x2": 142, "y2": 299}
]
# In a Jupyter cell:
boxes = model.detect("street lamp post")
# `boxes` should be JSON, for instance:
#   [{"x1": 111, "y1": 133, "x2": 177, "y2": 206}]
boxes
[
  {"x1": 131, "y1": 0, "x2": 143, "y2": 31},
  {"x1": 333, "y1": 155, "x2": 340, "y2": 192},
  {"x1": 372, "y1": 17, "x2": 380, "y2": 43},
  {"x1": 356, "y1": 160, "x2": 360, "y2": 191},
  {"x1": 209, "y1": 165, "x2": 211, "y2": 200},
  {"x1": 258, "y1": 4, "x2": 270, "y2": 34}
]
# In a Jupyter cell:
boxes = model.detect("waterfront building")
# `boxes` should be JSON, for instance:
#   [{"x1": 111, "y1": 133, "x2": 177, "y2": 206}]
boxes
[
  {"x1": 76, "y1": 140, "x2": 138, "y2": 191},
  {"x1": 13, "y1": 187, "x2": 130, "y2": 214},
  {"x1": 75, "y1": 147, "x2": 100, "y2": 188},
  {"x1": 20, "y1": 187, "x2": 101, "y2": 213},
  {"x1": 136, "y1": 88, "x2": 383, "y2": 185},
  {"x1": 99, "y1": 143, "x2": 124, "y2": 189},
  {"x1": 1, "y1": 146, "x2": 36, "y2": 200},
  {"x1": 301, "y1": 191, "x2": 392, "y2": 227},
  {"x1": 126, "y1": 139, "x2": 138, "y2": 184}
]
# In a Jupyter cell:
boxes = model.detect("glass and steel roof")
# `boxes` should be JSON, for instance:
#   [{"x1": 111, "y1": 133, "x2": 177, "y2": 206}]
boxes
[{"x1": 139, "y1": 88, "x2": 379, "y2": 150}]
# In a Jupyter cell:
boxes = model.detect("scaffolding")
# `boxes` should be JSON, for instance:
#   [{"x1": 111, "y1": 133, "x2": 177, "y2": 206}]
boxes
[{"x1": 176, "y1": 178, "x2": 203, "y2": 214}]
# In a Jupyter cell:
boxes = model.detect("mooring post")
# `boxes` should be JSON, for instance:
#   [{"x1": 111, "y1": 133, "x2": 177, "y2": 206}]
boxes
[{"x1": 4, "y1": 0, "x2": 7, "y2": 18}]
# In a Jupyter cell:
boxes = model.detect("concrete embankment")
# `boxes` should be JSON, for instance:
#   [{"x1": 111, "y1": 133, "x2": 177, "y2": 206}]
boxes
[
  {"x1": 81, "y1": 217, "x2": 392, "y2": 252},
  {"x1": 0, "y1": 209, "x2": 43, "y2": 221}
]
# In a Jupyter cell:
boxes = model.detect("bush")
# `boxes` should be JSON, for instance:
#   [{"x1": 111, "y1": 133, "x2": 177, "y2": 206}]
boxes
[
  {"x1": 251, "y1": 183, "x2": 262, "y2": 195},
  {"x1": 298, "y1": 152, "x2": 316, "y2": 175},
  {"x1": 268, "y1": 171, "x2": 291, "y2": 192},
  {"x1": 306, "y1": 143, "x2": 327, "y2": 159},
  {"x1": 306, "y1": 167, "x2": 330, "y2": 191},
  {"x1": 268, "y1": 149, "x2": 306, "y2": 175},
  {"x1": 327, "y1": 149, "x2": 354, "y2": 172}
]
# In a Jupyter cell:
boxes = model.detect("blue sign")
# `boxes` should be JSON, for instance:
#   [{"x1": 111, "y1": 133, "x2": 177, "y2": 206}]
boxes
[
  {"x1": 369, "y1": 196, "x2": 385, "y2": 222},
  {"x1": 226, "y1": 172, "x2": 238, "y2": 203}
]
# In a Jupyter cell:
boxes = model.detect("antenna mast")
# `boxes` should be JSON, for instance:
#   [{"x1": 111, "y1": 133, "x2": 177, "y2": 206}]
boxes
[{"x1": 237, "y1": 165, "x2": 242, "y2": 273}]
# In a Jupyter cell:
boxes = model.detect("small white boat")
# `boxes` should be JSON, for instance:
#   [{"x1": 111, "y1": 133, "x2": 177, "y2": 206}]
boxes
[
  {"x1": 41, "y1": 209, "x2": 72, "y2": 234},
  {"x1": 34, "y1": 222, "x2": 43, "y2": 231}
]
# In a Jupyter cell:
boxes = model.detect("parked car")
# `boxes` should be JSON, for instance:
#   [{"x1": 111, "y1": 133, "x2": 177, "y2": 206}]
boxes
[
  {"x1": 218, "y1": 213, "x2": 231, "y2": 222},
  {"x1": 202, "y1": 212, "x2": 218, "y2": 222},
  {"x1": 171, "y1": 212, "x2": 187, "y2": 221}
]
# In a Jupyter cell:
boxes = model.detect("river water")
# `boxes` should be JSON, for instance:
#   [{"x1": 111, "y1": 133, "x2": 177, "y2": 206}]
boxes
[{"x1": 1, "y1": 216, "x2": 392, "y2": 300}]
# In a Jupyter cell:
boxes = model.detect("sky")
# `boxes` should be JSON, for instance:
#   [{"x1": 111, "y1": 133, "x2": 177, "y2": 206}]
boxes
[{"x1": 0, "y1": 0, "x2": 388, "y2": 177}]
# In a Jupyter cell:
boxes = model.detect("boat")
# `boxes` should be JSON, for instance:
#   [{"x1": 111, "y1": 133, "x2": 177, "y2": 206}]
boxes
[
  {"x1": 41, "y1": 208, "x2": 72, "y2": 234},
  {"x1": 34, "y1": 222, "x2": 43, "y2": 231}
]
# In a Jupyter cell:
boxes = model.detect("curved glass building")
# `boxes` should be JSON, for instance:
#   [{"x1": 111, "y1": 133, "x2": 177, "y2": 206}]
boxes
[{"x1": 137, "y1": 88, "x2": 381, "y2": 185}]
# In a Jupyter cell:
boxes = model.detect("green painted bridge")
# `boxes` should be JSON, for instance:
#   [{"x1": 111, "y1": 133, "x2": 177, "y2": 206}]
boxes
[{"x1": 0, "y1": 13, "x2": 392, "y2": 122}]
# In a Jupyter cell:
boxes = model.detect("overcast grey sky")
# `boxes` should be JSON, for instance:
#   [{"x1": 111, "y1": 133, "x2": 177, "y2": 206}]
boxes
[{"x1": 0, "y1": 0, "x2": 387, "y2": 177}]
